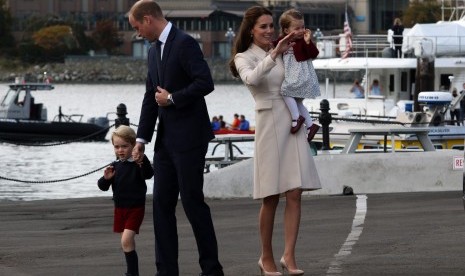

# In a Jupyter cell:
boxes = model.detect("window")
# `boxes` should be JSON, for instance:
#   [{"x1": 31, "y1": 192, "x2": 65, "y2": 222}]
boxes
[
  {"x1": 213, "y1": 42, "x2": 231, "y2": 59},
  {"x1": 433, "y1": 144, "x2": 444, "y2": 149}
]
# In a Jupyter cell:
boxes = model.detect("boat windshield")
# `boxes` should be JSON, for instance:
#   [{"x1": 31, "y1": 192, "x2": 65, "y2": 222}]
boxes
[{"x1": 1, "y1": 89, "x2": 18, "y2": 107}]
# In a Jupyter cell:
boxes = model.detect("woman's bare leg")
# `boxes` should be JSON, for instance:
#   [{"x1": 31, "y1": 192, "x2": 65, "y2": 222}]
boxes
[
  {"x1": 282, "y1": 189, "x2": 302, "y2": 269},
  {"x1": 259, "y1": 194, "x2": 280, "y2": 271}
]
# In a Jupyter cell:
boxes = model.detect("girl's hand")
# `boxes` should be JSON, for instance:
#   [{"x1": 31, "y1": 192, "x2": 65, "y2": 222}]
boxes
[{"x1": 304, "y1": 29, "x2": 312, "y2": 44}]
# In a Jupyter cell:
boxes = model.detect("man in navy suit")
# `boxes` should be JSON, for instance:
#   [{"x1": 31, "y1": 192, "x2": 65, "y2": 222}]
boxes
[{"x1": 128, "y1": 1, "x2": 223, "y2": 275}]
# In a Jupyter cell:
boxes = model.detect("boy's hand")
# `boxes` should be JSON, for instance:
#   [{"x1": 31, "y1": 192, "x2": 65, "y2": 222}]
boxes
[{"x1": 103, "y1": 166, "x2": 115, "y2": 180}]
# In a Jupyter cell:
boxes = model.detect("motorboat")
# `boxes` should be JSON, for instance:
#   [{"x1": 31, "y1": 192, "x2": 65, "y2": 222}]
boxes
[
  {"x1": 311, "y1": 91, "x2": 465, "y2": 151},
  {"x1": 0, "y1": 83, "x2": 110, "y2": 142},
  {"x1": 213, "y1": 129, "x2": 255, "y2": 135},
  {"x1": 305, "y1": 18, "x2": 465, "y2": 151},
  {"x1": 310, "y1": 18, "x2": 465, "y2": 117}
]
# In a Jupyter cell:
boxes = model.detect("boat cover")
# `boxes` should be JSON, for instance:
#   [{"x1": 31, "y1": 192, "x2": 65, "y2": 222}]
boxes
[{"x1": 402, "y1": 20, "x2": 465, "y2": 57}]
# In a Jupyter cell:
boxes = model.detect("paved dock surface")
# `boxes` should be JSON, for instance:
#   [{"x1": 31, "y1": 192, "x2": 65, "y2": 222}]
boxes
[{"x1": 1, "y1": 191, "x2": 464, "y2": 275}]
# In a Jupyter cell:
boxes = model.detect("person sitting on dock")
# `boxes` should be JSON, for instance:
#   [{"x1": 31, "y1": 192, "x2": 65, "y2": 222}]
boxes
[{"x1": 239, "y1": 114, "x2": 250, "y2": 131}]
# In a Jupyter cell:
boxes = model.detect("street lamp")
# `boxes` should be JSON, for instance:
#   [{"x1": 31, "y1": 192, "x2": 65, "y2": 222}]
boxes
[
  {"x1": 313, "y1": 28, "x2": 323, "y2": 41},
  {"x1": 225, "y1": 27, "x2": 235, "y2": 44},
  {"x1": 224, "y1": 27, "x2": 236, "y2": 59}
]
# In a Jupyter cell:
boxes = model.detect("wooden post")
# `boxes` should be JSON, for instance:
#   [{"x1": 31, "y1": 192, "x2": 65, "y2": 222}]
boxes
[{"x1": 414, "y1": 57, "x2": 435, "y2": 111}]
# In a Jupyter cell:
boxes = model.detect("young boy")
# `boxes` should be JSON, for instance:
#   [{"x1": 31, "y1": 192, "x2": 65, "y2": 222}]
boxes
[{"x1": 98, "y1": 125, "x2": 154, "y2": 276}]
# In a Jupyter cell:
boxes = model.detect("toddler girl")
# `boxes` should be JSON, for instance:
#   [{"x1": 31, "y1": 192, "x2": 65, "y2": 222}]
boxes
[{"x1": 276, "y1": 8, "x2": 321, "y2": 142}]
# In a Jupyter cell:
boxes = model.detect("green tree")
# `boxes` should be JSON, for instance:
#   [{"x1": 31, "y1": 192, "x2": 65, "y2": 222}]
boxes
[
  {"x1": 91, "y1": 19, "x2": 123, "y2": 54},
  {"x1": 0, "y1": 0, "x2": 15, "y2": 52},
  {"x1": 403, "y1": 0, "x2": 444, "y2": 27}
]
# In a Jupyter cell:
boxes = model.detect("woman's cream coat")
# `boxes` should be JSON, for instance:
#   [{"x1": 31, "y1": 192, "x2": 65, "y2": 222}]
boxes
[{"x1": 234, "y1": 44, "x2": 321, "y2": 199}]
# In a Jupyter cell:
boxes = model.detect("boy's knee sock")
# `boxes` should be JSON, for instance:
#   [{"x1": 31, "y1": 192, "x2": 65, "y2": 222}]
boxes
[{"x1": 124, "y1": 250, "x2": 139, "y2": 275}]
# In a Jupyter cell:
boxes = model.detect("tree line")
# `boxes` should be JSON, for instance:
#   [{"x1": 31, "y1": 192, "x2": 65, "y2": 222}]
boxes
[
  {"x1": 0, "y1": 0, "x2": 450, "y2": 65},
  {"x1": 0, "y1": 0, "x2": 122, "y2": 64}
]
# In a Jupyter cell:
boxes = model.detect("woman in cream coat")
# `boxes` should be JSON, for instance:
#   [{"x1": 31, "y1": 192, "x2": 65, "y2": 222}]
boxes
[{"x1": 229, "y1": 6, "x2": 321, "y2": 276}]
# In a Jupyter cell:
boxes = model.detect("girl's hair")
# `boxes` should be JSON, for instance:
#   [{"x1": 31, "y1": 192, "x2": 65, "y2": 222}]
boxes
[
  {"x1": 111, "y1": 125, "x2": 136, "y2": 146},
  {"x1": 279, "y1": 9, "x2": 304, "y2": 36},
  {"x1": 394, "y1": 18, "x2": 402, "y2": 25},
  {"x1": 228, "y1": 6, "x2": 273, "y2": 78},
  {"x1": 129, "y1": 0, "x2": 163, "y2": 22}
]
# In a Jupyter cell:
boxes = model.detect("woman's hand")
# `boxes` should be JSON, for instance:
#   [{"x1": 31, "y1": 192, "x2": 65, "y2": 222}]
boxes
[{"x1": 270, "y1": 31, "x2": 296, "y2": 61}]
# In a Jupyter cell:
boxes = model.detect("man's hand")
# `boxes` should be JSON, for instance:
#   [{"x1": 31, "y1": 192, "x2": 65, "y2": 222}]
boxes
[
  {"x1": 155, "y1": 86, "x2": 171, "y2": 106},
  {"x1": 132, "y1": 142, "x2": 145, "y2": 165}
]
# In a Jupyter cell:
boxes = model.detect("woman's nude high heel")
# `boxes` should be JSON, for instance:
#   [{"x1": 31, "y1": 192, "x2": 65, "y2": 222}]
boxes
[
  {"x1": 280, "y1": 257, "x2": 304, "y2": 275},
  {"x1": 258, "y1": 258, "x2": 282, "y2": 276}
]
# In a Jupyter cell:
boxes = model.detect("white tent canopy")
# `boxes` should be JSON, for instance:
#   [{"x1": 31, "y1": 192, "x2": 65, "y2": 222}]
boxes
[{"x1": 402, "y1": 21, "x2": 465, "y2": 57}]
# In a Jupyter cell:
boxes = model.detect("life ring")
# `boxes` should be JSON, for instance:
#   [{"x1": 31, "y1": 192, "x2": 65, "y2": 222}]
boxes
[{"x1": 418, "y1": 91, "x2": 452, "y2": 105}]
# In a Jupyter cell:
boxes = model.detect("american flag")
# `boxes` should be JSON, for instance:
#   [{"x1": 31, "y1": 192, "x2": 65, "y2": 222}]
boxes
[{"x1": 341, "y1": 10, "x2": 352, "y2": 59}]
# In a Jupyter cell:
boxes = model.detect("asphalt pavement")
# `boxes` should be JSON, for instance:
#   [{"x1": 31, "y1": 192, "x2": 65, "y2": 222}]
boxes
[{"x1": 1, "y1": 191, "x2": 464, "y2": 275}]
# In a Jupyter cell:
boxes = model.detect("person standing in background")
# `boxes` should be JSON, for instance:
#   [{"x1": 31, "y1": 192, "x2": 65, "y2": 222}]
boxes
[
  {"x1": 450, "y1": 88, "x2": 461, "y2": 125},
  {"x1": 459, "y1": 83, "x2": 465, "y2": 124},
  {"x1": 392, "y1": 18, "x2": 404, "y2": 58},
  {"x1": 128, "y1": 1, "x2": 224, "y2": 275}
]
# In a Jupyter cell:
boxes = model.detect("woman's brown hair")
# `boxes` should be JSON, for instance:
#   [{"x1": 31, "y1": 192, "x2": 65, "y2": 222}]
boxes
[{"x1": 228, "y1": 6, "x2": 273, "y2": 78}]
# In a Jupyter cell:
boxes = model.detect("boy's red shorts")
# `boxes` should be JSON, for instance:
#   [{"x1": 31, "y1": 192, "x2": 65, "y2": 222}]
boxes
[{"x1": 113, "y1": 206, "x2": 145, "y2": 234}]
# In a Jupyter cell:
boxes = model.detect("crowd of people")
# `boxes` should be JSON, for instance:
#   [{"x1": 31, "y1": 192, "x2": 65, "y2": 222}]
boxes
[{"x1": 211, "y1": 113, "x2": 250, "y2": 131}]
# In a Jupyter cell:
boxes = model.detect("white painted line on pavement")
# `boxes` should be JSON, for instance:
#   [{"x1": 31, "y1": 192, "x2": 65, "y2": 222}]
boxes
[{"x1": 326, "y1": 194, "x2": 367, "y2": 275}]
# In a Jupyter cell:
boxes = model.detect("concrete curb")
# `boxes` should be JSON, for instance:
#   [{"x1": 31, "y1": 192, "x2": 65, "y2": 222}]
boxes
[{"x1": 204, "y1": 150, "x2": 462, "y2": 198}]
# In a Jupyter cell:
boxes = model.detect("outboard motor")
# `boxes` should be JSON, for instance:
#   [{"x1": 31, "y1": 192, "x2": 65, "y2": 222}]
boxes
[
  {"x1": 88, "y1": 116, "x2": 110, "y2": 128},
  {"x1": 418, "y1": 91, "x2": 452, "y2": 126}
]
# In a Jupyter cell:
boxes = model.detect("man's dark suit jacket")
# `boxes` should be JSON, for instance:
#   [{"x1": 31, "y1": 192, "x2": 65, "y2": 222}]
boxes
[{"x1": 137, "y1": 25, "x2": 215, "y2": 152}]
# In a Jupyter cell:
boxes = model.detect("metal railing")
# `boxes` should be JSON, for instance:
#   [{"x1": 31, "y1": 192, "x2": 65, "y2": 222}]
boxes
[{"x1": 317, "y1": 33, "x2": 465, "y2": 58}]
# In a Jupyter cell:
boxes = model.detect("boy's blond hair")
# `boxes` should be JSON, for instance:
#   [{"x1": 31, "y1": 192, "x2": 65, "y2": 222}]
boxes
[{"x1": 111, "y1": 125, "x2": 136, "y2": 146}]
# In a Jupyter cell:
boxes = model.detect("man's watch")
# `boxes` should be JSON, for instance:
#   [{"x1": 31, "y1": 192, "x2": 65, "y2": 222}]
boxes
[{"x1": 167, "y1": 93, "x2": 174, "y2": 105}]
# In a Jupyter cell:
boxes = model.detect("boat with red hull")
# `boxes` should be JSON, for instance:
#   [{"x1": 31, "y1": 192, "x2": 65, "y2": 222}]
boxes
[{"x1": 213, "y1": 129, "x2": 255, "y2": 135}]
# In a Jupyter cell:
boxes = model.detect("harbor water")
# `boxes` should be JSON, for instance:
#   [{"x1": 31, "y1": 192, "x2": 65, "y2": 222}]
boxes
[{"x1": 0, "y1": 82, "x2": 352, "y2": 201}]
